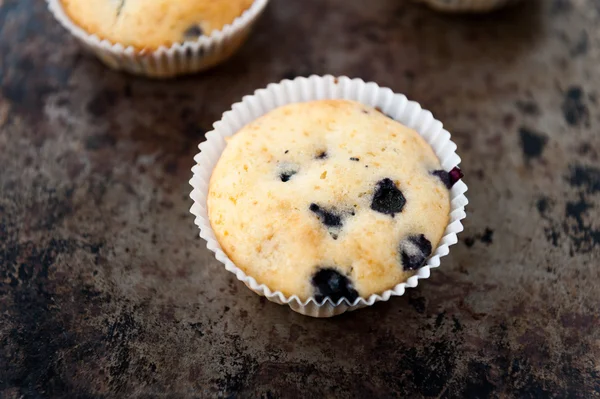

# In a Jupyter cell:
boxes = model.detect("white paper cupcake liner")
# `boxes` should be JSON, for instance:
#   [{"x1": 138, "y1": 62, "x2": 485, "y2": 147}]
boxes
[
  {"x1": 416, "y1": 0, "x2": 520, "y2": 12},
  {"x1": 189, "y1": 76, "x2": 469, "y2": 318},
  {"x1": 46, "y1": 0, "x2": 268, "y2": 78}
]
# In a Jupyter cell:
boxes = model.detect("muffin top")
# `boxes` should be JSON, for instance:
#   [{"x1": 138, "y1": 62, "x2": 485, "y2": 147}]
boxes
[
  {"x1": 61, "y1": 0, "x2": 255, "y2": 50},
  {"x1": 208, "y1": 100, "x2": 454, "y2": 302}
]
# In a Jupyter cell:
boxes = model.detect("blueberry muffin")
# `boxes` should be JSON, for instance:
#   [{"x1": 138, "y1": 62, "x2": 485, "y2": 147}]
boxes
[
  {"x1": 60, "y1": 0, "x2": 255, "y2": 50},
  {"x1": 208, "y1": 100, "x2": 462, "y2": 302},
  {"x1": 417, "y1": 0, "x2": 518, "y2": 12}
]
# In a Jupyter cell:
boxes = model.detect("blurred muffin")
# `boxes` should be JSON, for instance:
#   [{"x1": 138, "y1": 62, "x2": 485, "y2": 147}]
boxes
[
  {"x1": 417, "y1": 0, "x2": 519, "y2": 12},
  {"x1": 61, "y1": 0, "x2": 255, "y2": 50},
  {"x1": 48, "y1": 0, "x2": 268, "y2": 77}
]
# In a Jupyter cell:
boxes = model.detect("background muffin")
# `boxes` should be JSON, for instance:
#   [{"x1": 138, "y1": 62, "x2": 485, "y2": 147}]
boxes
[
  {"x1": 61, "y1": 0, "x2": 254, "y2": 50},
  {"x1": 47, "y1": 0, "x2": 268, "y2": 77},
  {"x1": 416, "y1": 0, "x2": 520, "y2": 13},
  {"x1": 208, "y1": 100, "x2": 453, "y2": 301}
]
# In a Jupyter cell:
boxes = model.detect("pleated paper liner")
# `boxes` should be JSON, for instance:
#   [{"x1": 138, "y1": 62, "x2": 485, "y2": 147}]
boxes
[
  {"x1": 46, "y1": 0, "x2": 268, "y2": 78},
  {"x1": 190, "y1": 76, "x2": 468, "y2": 317}
]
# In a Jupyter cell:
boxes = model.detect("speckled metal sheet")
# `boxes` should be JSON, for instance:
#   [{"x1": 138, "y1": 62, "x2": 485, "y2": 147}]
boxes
[{"x1": 1, "y1": 0, "x2": 599, "y2": 397}]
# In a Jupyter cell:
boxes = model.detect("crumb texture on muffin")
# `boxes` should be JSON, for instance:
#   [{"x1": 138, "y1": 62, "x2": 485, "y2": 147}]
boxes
[
  {"x1": 61, "y1": 0, "x2": 254, "y2": 50},
  {"x1": 208, "y1": 100, "x2": 452, "y2": 301}
]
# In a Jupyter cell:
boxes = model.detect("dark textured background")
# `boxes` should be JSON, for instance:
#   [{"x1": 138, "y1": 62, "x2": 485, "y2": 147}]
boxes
[{"x1": 1, "y1": 0, "x2": 599, "y2": 397}]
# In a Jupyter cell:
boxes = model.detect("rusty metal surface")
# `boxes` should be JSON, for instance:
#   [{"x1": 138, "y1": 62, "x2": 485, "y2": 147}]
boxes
[{"x1": 1, "y1": 0, "x2": 599, "y2": 397}]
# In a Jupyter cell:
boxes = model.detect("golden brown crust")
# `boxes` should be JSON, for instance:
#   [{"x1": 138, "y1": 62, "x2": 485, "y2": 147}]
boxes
[
  {"x1": 208, "y1": 100, "x2": 450, "y2": 300},
  {"x1": 61, "y1": 0, "x2": 254, "y2": 50}
]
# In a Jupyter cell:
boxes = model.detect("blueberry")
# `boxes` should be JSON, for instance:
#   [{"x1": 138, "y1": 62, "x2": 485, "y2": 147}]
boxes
[
  {"x1": 311, "y1": 268, "x2": 358, "y2": 303},
  {"x1": 279, "y1": 164, "x2": 298, "y2": 182},
  {"x1": 309, "y1": 203, "x2": 342, "y2": 227},
  {"x1": 400, "y1": 234, "x2": 432, "y2": 271},
  {"x1": 184, "y1": 25, "x2": 203, "y2": 39},
  {"x1": 315, "y1": 151, "x2": 328, "y2": 159},
  {"x1": 371, "y1": 178, "x2": 406, "y2": 216},
  {"x1": 432, "y1": 167, "x2": 464, "y2": 189},
  {"x1": 449, "y1": 167, "x2": 464, "y2": 186},
  {"x1": 431, "y1": 170, "x2": 451, "y2": 188},
  {"x1": 280, "y1": 171, "x2": 296, "y2": 182}
]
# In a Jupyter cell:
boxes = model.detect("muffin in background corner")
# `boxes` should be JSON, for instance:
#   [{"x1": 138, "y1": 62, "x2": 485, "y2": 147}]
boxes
[
  {"x1": 416, "y1": 0, "x2": 520, "y2": 13},
  {"x1": 60, "y1": 0, "x2": 254, "y2": 50},
  {"x1": 47, "y1": 0, "x2": 268, "y2": 77}
]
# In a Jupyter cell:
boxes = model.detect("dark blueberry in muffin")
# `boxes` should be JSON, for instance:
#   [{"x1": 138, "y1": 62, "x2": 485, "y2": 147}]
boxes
[
  {"x1": 400, "y1": 234, "x2": 432, "y2": 271},
  {"x1": 315, "y1": 150, "x2": 328, "y2": 159},
  {"x1": 371, "y1": 178, "x2": 406, "y2": 216},
  {"x1": 312, "y1": 268, "x2": 359, "y2": 303},
  {"x1": 432, "y1": 170, "x2": 451, "y2": 188},
  {"x1": 448, "y1": 167, "x2": 464, "y2": 186},
  {"x1": 184, "y1": 24, "x2": 204, "y2": 39},
  {"x1": 309, "y1": 203, "x2": 342, "y2": 227},
  {"x1": 279, "y1": 163, "x2": 298, "y2": 182},
  {"x1": 432, "y1": 167, "x2": 463, "y2": 189},
  {"x1": 280, "y1": 171, "x2": 296, "y2": 182}
]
